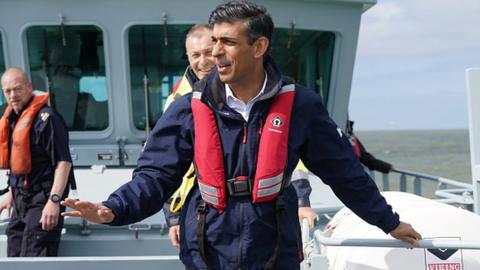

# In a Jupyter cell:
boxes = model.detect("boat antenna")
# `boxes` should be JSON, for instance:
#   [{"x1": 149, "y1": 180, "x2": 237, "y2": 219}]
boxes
[
  {"x1": 287, "y1": 20, "x2": 295, "y2": 49},
  {"x1": 141, "y1": 26, "x2": 151, "y2": 138},
  {"x1": 58, "y1": 13, "x2": 67, "y2": 47},
  {"x1": 42, "y1": 29, "x2": 52, "y2": 107},
  {"x1": 163, "y1": 13, "x2": 169, "y2": 46}
]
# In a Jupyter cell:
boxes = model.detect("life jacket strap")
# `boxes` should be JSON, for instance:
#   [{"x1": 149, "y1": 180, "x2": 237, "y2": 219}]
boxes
[
  {"x1": 196, "y1": 201, "x2": 209, "y2": 268},
  {"x1": 264, "y1": 195, "x2": 286, "y2": 270},
  {"x1": 226, "y1": 175, "x2": 251, "y2": 197}
]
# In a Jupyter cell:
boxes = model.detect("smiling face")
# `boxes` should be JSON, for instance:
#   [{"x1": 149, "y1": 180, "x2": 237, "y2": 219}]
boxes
[
  {"x1": 211, "y1": 21, "x2": 260, "y2": 86},
  {"x1": 1, "y1": 68, "x2": 33, "y2": 114},
  {"x1": 186, "y1": 28, "x2": 215, "y2": 80}
]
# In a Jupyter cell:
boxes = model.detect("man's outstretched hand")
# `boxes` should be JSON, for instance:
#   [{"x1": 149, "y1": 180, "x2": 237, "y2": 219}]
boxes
[
  {"x1": 61, "y1": 198, "x2": 115, "y2": 224},
  {"x1": 390, "y1": 221, "x2": 422, "y2": 245}
]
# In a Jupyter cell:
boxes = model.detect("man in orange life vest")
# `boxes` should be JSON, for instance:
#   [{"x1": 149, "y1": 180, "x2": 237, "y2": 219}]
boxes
[
  {"x1": 0, "y1": 67, "x2": 73, "y2": 256},
  {"x1": 63, "y1": 1, "x2": 421, "y2": 269}
]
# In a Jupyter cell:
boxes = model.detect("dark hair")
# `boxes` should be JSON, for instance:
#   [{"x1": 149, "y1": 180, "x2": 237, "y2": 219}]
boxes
[{"x1": 209, "y1": 0, "x2": 274, "y2": 47}]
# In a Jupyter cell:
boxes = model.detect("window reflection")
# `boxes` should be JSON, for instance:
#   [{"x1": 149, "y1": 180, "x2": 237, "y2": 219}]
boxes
[
  {"x1": 128, "y1": 26, "x2": 335, "y2": 132},
  {"x1": 26, "y1": 25, "x2": 108, "y2": 131},
  {"x1": 128, "y1": 25, "x2": 191, "y2": 130}
]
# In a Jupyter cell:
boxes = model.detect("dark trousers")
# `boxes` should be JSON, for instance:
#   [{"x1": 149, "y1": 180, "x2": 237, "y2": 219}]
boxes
[{"x1": 6, "y1": 188, "x2": 65, "y2": 257}]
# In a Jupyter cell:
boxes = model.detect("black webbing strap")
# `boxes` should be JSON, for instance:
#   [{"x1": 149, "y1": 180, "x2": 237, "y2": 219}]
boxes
[
  {"x1": 197, "y1": 200, "x2": 209, "y2": 267},
  {"x1": 0, "y1": 185, "x2": 9, "y2": 196},
  {"x1": 265, "y1": 195, "x2": 286, "y2": 270}
]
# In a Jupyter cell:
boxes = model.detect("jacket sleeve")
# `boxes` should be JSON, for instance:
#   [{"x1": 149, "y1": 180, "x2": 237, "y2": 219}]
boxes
[
  {"x1": 163, "y1": 198, "x2": 181, "y2": 227},
  {"x1": 103, "y1": 96, "x2": 194, "y2": 225},
  {"x1": 291, "y1": 165, "x2": 312, "y2": 207},
  {"x1": 297, "y1": 90, "x2": 399, "y2": 234}
]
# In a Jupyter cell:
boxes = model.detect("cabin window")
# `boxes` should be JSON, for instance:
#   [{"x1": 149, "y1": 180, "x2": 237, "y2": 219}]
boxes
[
  {"x1": 25, "y1": 25, "x2": 108, "y2": 131},
  {"x1": 128, "y1": 25, "x2": 192, "y2": 130},
  {"x1": 0, "y1": 34, "x2": 6, "y2": 111},
  {"x1": 271, "y1": 29, "x2": 335, "y2": 104},
  {"x1": 128, "y1": 25, "x2": 335, "y2": 131}
]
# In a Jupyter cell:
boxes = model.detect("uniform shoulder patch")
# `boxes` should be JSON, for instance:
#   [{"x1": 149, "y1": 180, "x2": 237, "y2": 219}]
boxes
[{"x1": 40, "y1": 112, "x2": 50, "y2": 122}]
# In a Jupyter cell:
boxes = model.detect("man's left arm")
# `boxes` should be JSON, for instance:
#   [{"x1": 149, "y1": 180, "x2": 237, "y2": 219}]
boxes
[
  {"x1": 297, "y1": 90, "x2": 421, "y2": 243},
  {"x1": 38, "y1": 109, "x2": 73, "y2": 231},
  {"x1": 40, "y1": 161, "x2": 71, "y2": 231}
]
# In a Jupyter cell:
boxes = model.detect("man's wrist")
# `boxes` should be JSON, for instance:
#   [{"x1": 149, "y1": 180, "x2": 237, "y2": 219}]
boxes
[{"x1": 49, "y1": 194, "x2": 62, "y2": 204}]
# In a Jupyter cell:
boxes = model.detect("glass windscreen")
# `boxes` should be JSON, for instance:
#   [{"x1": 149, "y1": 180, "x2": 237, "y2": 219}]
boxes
[
  {"x1": 128, "y1": 25, "x2": 335, "y2": 131},
  {"x1": 26, "y1": 25, "x2": 108, "y2": 131},
  {"x1": 128, "y1": 25, "x2": 190, "y2": 130},
  {"x1": 271, "y1": 29, "x2": 335, "y2": 103}
]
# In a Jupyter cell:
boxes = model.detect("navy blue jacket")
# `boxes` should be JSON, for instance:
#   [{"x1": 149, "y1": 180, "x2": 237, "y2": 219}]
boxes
[
  {"x1": 103, "y1": 58, "x2": 400, "y2": 270},
  {"x1": 8, "y1": 103, "x2": 72, "y2": 188}
]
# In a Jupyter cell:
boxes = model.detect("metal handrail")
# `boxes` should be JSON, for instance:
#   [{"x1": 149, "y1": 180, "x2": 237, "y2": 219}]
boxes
[
  {"x1": 314, "y1": 230, "x2": 480, "y2": 250},
  {"x1": 391, "y1": 168, "x2": 472, "y2": 189}
]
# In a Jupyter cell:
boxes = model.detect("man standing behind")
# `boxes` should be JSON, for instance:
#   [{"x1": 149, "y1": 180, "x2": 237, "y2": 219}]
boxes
[
  {"x1": 63, "y1": 1, "x2": 421, "y2": 269},
  {"x1": 162, "y1": 24, "x2": 215, "y2": 248},
  {"x1": 0, "y1": 67, "x2": 72, "y2": 257},
  {"x1": 163, "y1": 24, "x2": 215, "y2": 110}
]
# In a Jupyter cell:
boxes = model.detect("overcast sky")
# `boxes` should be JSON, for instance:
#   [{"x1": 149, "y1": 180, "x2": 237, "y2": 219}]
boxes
[{"x1": 349, "y1": 0, "x2": 480, "y2": 130}]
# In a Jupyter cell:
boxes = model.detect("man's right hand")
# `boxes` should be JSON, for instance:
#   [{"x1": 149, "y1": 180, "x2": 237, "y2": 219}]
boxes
[
  {"x1": 0, "y1": 190, "x2": 13, "y2": 218},
  {"x1": 390, "y1": 221, "x2": 422, "y2": 245},
  {"x1": 169, "y1": 225, "x2": 181, "y2": 248},
  {"x1": 61, "y1": 198, "x2": 115, "y2": 224}
]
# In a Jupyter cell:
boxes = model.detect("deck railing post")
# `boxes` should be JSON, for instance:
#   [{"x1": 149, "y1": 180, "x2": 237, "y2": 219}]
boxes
[
  {"x1": 382, "y1": 173, "x2": 390, "y2": 191},
  {"x1": 400, "y1": 174, "x2": 407, "y2": 192},
  {"x1": 414, "y1": 176, "x2": 421, "y2": 195}
]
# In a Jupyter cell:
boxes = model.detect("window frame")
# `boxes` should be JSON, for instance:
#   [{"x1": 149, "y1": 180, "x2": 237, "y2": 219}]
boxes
[
  {"x1": 123, "y1": 22, "x2": 196, "y2": 138},
  {"x1": 0, "y1": 27, "x2": 8, "y2": 69},
  {"x1": 21, "y1": 22, "x2": 113, "y2": 139},
  {"x1": 0, "y1": 27, "x2": 9, "y2": 108}
]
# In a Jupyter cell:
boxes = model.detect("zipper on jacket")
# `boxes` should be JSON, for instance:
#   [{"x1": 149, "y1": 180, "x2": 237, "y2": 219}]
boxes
[
  {"x1": 237, "y1": 201, "x2": 245, "y2": 269},
  {"x1": 243, "y1": 122, "x2": 247, "y2": 144}
]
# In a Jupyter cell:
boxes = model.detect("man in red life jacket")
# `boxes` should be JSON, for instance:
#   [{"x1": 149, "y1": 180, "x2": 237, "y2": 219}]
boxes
[
  {"x1": 163, "y1": 23, "x2": 320, "y2": 248},
  {"x1": 0, "y1": 67, "x2": 73, "y2": 256},
  {"x1": 63, "y1": 1, "x2": 421, "y2": 269}
]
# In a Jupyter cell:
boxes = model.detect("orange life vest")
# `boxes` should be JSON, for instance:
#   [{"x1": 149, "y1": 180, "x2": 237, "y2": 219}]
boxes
[
  {"x1": 191, "y1": 84, "x2": 295, "y2": 212},
  {"x1": 0, "y1": 92, "x2": 49, "y2": 175}
]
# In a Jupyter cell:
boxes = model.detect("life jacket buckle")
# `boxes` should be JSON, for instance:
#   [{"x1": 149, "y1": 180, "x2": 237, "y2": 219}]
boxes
[{"x1": 226, "y1": 176, "x2": 252, "y2": 197}]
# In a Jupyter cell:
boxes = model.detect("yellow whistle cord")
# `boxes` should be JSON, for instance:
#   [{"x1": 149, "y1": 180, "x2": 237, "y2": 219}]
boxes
[{"x1": 169, "y1": 164, "x2": 196, "y2": 213}]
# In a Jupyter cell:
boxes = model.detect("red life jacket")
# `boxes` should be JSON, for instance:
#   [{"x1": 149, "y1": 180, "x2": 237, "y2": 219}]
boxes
[
  {"x1": 0, "y1": 92, "x2": 49, "y2": 175},
  {"x1": 191, "y1": 84, "x2": 295, "y2": 212}
]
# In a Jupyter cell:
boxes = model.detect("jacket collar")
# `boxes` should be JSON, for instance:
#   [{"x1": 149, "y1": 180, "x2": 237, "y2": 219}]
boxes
[
  {"x1": 185, "y1": 66, "x2": 199, "y2": 87},
  {"x1": 194, "y1": 56, "x2": 293, "y2": 112}
]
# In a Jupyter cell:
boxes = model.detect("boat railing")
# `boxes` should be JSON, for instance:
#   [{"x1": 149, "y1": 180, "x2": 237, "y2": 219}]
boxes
[
  {"x1": 369, "y1": 168, "x2": 474, "y2": 209},
  {"x1": 300, "y1": 219, "x2": 480, "y2": 270}
]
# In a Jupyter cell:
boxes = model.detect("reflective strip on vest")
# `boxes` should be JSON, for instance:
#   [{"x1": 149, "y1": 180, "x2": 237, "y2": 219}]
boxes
[
  {"x1": 257, "y1": 173, "x2": 283, "y2": 189},
  {"x1": 192, "y1": 91, "x2": 202, "y2": 99},
  {"x1": 198, "y1": 182, "x2": 219, "y2": 197},
  {"x1": 257, "y1": 182, "x2": 282, "y2": 198},
  {"x1": 278, "y1": 84, "x2": 294, "y2": 94},
  {"x1": 200, "y1": 191, "x2": 219, "y2": 206}
]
